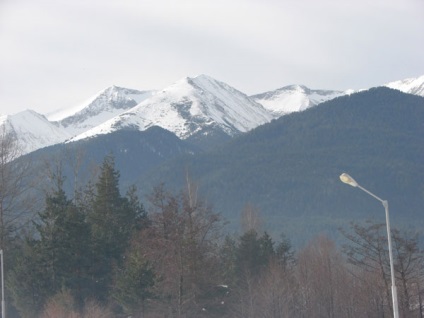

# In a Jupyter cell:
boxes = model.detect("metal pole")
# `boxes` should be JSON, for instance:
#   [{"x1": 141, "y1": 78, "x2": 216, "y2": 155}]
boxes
[
  {"x1": 340, "y1": 174, "x2": 400, "y2": 317},
  {"x1": 382, "y1": 200, "x2": 399, "y2": 318},
  {"x1": 0, "y1": 249, "x2": 4, "y2": 318},
  {"x1": 356, "y1": 184, "x2": 399, "y2": 318}
]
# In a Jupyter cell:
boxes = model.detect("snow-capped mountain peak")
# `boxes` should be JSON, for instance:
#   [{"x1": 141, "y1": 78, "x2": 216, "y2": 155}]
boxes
[
  {"x1": 0, "y1": 110, "x2": 72, "y2": 155},
  {"x1": 384, "y1": 75, "x2": 424, "y2": 97},
  {"x1": 70, "y1": 75, "x2": 274, "y2": 142},
  {"x1": 251, "y1": 85, "x2": 348, "y2": 115},
  {"x1": 48, "y1": 85, "x2": 154, "y2": 136}
]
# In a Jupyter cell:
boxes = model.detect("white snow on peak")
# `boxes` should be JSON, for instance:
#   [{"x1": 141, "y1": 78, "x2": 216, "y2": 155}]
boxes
[
  {"x1": 252, "y1": 85, "x2": 349, "y2": 115},
  {"x1": 70, "y1": 75, "x2": 274, "y2": 142},
  {"x1": 6, "y1": 73, "x2": 423, "y2": 156},
  {"x1": 47, "y1": 86, "x2": 154, "y2": 136},
  {"x1": 384, "y1": 75, "x2": 424, "y2": 97},
  {"x1": 0, "y1": 110, "x2": 71, "y2": 155}
]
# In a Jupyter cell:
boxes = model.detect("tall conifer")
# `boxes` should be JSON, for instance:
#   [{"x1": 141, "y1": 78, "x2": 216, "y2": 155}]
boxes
[
  {"x1": 9, "y1": 172, "x2": 91, "y2": 315},
  {"x1": 86, "y1": 155, "x2": 142, "y2": 301}
]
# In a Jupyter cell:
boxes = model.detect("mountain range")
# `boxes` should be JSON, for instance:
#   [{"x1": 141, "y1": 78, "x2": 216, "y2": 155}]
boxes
[
  {"x1": 3, "y1": 74, "x2": 424, "y2": 245},
  {"x1": 3, "y1": 74, "x2": 423, "y2": 155}
]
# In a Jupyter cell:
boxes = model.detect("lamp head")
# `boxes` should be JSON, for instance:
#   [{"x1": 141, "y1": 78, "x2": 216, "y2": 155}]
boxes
[{"x1": 340, "y1": 173, "x2": 358, "y2": 187}]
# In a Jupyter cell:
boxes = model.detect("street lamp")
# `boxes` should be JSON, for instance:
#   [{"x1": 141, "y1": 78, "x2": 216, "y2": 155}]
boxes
[{"x1": 339, "y1": 173, "x2": 399, "y2": 318}]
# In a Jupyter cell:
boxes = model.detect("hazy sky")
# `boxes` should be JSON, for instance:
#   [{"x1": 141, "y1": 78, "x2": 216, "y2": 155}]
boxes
[{"x1": 1, "y1": 0, "x2": 423, "y2": 116}]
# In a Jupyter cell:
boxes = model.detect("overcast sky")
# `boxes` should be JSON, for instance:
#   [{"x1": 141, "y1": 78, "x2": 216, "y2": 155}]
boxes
[{"x1": 1, "y1": 0, "x2": 423, "y2": 116}]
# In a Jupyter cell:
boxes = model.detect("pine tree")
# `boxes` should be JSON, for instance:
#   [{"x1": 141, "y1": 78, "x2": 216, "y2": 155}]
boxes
[
  {"x1": 86, "y1": 155, "x2": 143, "y2": 301},
  {"x1": 39, "y1": 174, "x2": 92, "y2": 304},
  {"x1": 126, "y1": 184, "x2": 149, "y2": 231},
  {"x1": 7, "y1": 235, "x2": 49, "y2": 317},
  {"x1": 258, "y1": 231, "x2": 275, "y2": 265},
  {"x1": 236, "y1": 229, "x2": 262, "y2": 277},
  {"x1": 8, "y1": 172, "x2": 92, "y2": 316},
  {"x1": 275, "y1": 233, "x2": 296, "y2": 270},
  {"x1": 35, "y1": 176, "x2": 72, "y2": 293}
]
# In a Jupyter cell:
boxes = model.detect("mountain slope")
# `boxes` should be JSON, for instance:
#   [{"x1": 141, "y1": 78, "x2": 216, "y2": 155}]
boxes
[
  {"x1": 0, "y1": 110, "x2": 71, "y2": 155},
  {"x1": 70, "y1": 75, "x2": 274, "y2": 148},
  {"x1": 251, "y1": 85, "x2": 350, "y2": 115},
  {"x1": 24, "y1": 126, "x2": 200, "y2": 194},
  {"x1": 138, "y1": 87, "x2": 424, "y2": 244},
  {"x1": 48, "y1": 86, "x2": 154, "y2": 136}
]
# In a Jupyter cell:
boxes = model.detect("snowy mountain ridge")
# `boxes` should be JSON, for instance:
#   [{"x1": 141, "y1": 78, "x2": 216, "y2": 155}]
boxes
[
  {"x1": 251, "y1": 85, "x2": 351, "y2": 115},
  {"x1": 70, "y1": 74, "x2": 273, "y2": 142},
  {"x1": 384, "y1": 75, "x2": 424, "y2": 97},
  {"x1": 48, "y1": 86, "x2": 154, "y2": 136},
  {"x1": 1, "y1": 74, "x2": 423, "y2": 156},
  {"x1": 0, "y1": 110, "x2": 72, "y2": 155}
]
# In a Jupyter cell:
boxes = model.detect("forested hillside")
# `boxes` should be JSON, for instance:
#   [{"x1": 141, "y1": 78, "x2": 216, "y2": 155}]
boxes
[
  {"x1": 139, "y1": 87, "x2": 424, "y2": 244},
  {"x1": 24, "y1": 126, "x2": 200, "y2": 193}
]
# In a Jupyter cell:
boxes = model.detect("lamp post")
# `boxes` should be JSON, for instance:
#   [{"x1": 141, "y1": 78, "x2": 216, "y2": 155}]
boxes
[{"x1": 339, "y1": 173, "x2": 399, "y2": 318}]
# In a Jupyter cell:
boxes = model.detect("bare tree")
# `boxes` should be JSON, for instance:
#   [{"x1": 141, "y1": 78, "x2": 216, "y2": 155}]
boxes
[
  {"x1": 254, "y1": 260, "x2": 298, "y2": 318},
  {"x1": 296, "y1": 235, "x2": 355, "y2": 318},
  {"x1": 41, "y1": 146, "x2": 98, "y2": 202},
  {"x1": 341, "y1": 221, "x2": 424, "y2": 317},
  {"x1": 0, "y1": 127, "x2": 35, "y2": 249},
  {"x1": 392, "y1": 229, "x2": 424, "y2": 317},
  {"x1": 141, "y1": 182, "x2": 222, "y2": 317}
]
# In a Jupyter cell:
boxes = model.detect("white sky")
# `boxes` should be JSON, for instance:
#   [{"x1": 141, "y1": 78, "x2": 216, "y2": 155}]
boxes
[{"x1": 1, "y1": 0, "x2": 423, "y2": 116}]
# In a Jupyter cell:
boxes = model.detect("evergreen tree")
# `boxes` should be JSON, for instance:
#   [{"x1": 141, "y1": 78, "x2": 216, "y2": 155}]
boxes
[
  {"x1": 35, "y1": 177, "x2": 73, "y2": 292},
  {"x1": 275, "y1": 233, "x2": 296, "y2": 270},
  {"x1": 86, "y1": 155, "x2": 143, "y2": 301},
  {"x1": 236, "y1": 229, "x2": 263, "y2": 277},
  {"x1": 126, "y1": 184, "x2": 149, "y2": 231},
  {"x1": 7, "y1": 235, "x2": 49, "y2": 317},
  {"x1": 258, "y1": 231, "x2": 275, "y2": 265},
  {"x1": 8, "y1": 173, "x2": 92, "y2": 316}
]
